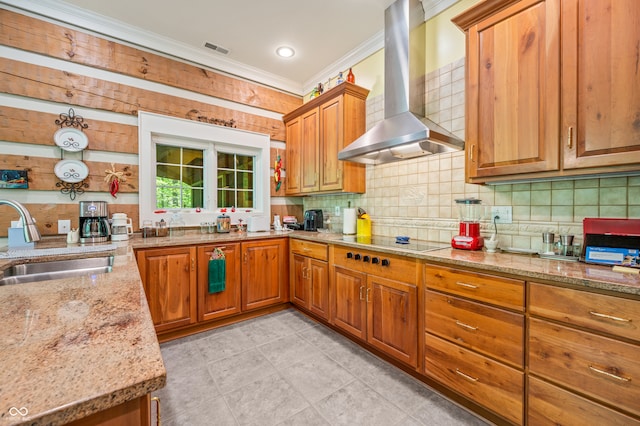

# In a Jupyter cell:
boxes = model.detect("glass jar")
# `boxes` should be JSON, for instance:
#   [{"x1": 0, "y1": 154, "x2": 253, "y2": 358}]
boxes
[
  {"x1": 216, "y1": 213, "x2": 231, "y2": 233},
  {"x1": 169, "y1": 214, "x2": 185, "y2": 237}
]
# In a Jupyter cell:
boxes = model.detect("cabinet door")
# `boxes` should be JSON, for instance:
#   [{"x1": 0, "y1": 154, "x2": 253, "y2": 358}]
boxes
[
  {"x1": 285, "y1": 116, "x2": 302, "y2": 195},
  {"x1": 290, "y1": 253, "x2": 309, "y2": 308},
  {"x1": 319, "y1": 96, "x2": 344, "y2": 191},
  {"x1": 197, "y1": 243, "x2": 241, "y2": 322},
  {"x1": 464, "y1": 0, "x2": 560, "y2": 181},
  {"x1": 242, "y1": 239, "x2": 288, "y2": 311},
  {"x1": 309, "y1": 258, "x2": 329, "y2": 320},
  {"x1": 136, "y1": 247, "x2": 196, "y2": 332},
  {"x1": 562, "y1": 0, "x2": 640, "y2": 169},
  {"x1": 300, "y1": 108, "x2": 319, "y2": 193},
  {"x1": 367, "y1": 275, "x2": 418, "y2": 367},
  {"x1": 332, "y1": 265, "x2": 367, "y2": 340}
]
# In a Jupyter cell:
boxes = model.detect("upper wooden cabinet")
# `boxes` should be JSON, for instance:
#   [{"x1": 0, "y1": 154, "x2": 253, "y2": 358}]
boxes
[
  {"x1": 453, "y1": 0, "x2": 640, "y2": 183},
  {"x1": 562, "y1": 0, "x2": 640, "y2": 170},
  {"x1": 284, "y1": 82, "x2": 368, "y2": 195}
]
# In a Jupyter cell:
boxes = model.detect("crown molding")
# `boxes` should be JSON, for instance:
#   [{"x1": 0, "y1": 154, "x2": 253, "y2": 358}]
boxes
[
  {"x1": 302, "y1": 30, "x2": 384, "y2": 95},
  {"x1": 1, "y1": 0, "x2": 306, "y2": 95},
  {"x1": 421, "y1": 0, "x2": 460, "y2": 20}
]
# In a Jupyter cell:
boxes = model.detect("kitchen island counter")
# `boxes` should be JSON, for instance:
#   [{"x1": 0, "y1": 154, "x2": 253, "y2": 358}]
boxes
[{"x1": 0, "y1": 242, "x2": 166, "y2": 425}]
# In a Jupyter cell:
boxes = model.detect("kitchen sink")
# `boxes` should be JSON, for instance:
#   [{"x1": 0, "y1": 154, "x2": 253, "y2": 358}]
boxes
[{"x1": 0, "y1": 255, "x2": 114, "y2": 286}]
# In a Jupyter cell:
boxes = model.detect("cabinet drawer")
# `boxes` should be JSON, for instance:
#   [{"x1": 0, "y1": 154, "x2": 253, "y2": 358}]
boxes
[
  {"x1": 333, "y1": 245, "x2": 418, "y2": 283},
  {"x1": 530, "y1": 282, "x2": 640, "y2": 342},
  {"x1": 424, "y1": 266, "x2": 524, "y2": 311},
  {"x1": 528, "y1": 376, "x2": 640, "y2": 426},
  {"x1": 529, "y1": 318, "x2": 640, "y2": 417},
  {"x1": 424, "y1": 334, "x2": 523, "y2": 425},
  {"x1": 425, "y1": 290, "x2": 524, "y2": 367},
  {"x1": 290, "y1": 239, "x2": 328, "y2": 261}
]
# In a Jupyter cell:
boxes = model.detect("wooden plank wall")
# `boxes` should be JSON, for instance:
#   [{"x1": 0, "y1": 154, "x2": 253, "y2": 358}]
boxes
[{"x1": 0, "y1": 9, "x2": 303, "y2": 236}]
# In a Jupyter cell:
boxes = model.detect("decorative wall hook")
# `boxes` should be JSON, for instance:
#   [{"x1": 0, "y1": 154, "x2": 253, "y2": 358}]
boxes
[
  {"x1": 56, "y1": 180, "x2": 89, "y2": 201},
  {"x1": 55, "y1": 108, "x2": 89, "y2": 130}
]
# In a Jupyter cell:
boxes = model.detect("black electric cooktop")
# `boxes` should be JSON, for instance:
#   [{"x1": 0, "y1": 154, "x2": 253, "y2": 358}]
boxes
[{"x1": 341, "y1": 235, "x2": 448, "y2": 253}]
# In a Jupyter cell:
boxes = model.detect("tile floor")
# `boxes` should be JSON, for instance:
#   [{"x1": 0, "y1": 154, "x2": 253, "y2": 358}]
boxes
[{"x1": 153, "y1": 308, "x2": 491, "y2": 426}]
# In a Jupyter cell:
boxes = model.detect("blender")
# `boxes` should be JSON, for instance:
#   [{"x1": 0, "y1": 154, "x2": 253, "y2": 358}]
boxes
[{"x1": 452, "y1": 198, "x2": 485, "y2": 250}]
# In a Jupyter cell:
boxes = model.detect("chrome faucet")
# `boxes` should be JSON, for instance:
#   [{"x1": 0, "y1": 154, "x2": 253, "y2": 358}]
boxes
[{"x1": 0, "y1": 199, "x2": 41, "y2": 243}]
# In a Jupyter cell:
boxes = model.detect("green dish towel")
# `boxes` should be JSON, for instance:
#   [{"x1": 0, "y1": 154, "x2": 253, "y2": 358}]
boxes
[{"x1": 208, "y1": 258, "x2": 226, "y2": 294}]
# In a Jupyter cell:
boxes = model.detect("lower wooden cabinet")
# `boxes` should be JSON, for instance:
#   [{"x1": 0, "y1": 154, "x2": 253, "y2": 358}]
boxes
[
  {"x1": 197, "y1": 243, "x2": 241, "y2": 322},
  {"x1": 528, "y1": 376, "x2": 640, "y2": 426},
  {"x1": 242, "y1": 238, "x2": 289, "y2": 311},
  {"x1": 424, "y1": 334, "x2": 524, "y2": 425},
  {"x1": 67, "y1": 395, "x2": 152, "y2": 426},
  {"x1": 291, "y1": 253, "x2": 329, "y2": 320},
  {"x1": 136, "y1": 238, "x2": 288, "y2": 336},
  {"x1": 332, "y1": 246, "x2": 419, "y2": 368},
  {"x1": 136, "y1": 246, "x2": 197, "y2": 333}
]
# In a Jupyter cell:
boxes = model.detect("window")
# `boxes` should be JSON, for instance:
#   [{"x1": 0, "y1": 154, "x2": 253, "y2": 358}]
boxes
[
  {"x1": 156, "y1": 145, "x2": 204, "y2": 208},
  {"x1": 138, "y1": 112, "x2": 270, "y2": 226}
]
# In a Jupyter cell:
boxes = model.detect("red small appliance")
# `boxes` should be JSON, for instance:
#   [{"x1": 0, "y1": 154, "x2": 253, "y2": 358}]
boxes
[{"x1": 452, "y1": 198, "x2": 485, "y2": 250}]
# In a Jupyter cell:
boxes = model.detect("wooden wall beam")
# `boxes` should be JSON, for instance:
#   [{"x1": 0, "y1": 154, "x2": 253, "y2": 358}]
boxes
[
  {"x1": 0, "y1": 106, "x2": 138, "y2": 154},
  {"x1": 0, "y1": 154, "x2": 138, "y2": 192},
  {"x1": 0, "y1": 9, "x2": 302, "y2": 115},
  {"x1": 0, "y1": 58, "x2": 286, "y2": 141}
]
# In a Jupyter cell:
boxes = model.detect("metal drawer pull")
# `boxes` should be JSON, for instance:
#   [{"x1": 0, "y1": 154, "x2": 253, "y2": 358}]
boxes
[
  {"x1": 589, "y1": 311, "x2": 631, "y2": 323},
  {"x1": 455, "y1": 368, "x2": 479, "y2": 382},
  {"x1": 455, "y1": 320, "x2": 478, "y2": 331},
  {"x1": 366, "y1": 287, "x2": 371, "y2": 303},
  {"x1": 152, "y1": 396, "x2": 161, "y2": 426},
  {"x1": 359, "y1": 286, "x2": 365, "y2": 301},
  {"x1": 588, "y1": 365, "x2": 631, "y2": 382},
  {"x1": 302, "y1": 247, "x2": 311, "y2": 252},
  {"x1": 567, "y1": 126, "x2": 573, "y2": 148},
  {"x1": 455, "y1": 281, "x2": 478, "y2": 289}
]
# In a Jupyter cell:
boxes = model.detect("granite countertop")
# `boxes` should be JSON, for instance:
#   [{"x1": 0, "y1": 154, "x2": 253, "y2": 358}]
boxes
[
  {"x1": 289, "y1": 232, "x2": 640, "y2": 296},
  {"x1": 1, "y1": 228, "x2": 637, "y2": 424},
  {"x1": 0, "y1": 242, "x2": 166, "y2": 425}
]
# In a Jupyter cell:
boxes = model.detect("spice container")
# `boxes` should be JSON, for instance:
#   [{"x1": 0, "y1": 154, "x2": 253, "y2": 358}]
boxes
[{"x1": 156, "y1": 219, "x2": 168, "y2": 237}]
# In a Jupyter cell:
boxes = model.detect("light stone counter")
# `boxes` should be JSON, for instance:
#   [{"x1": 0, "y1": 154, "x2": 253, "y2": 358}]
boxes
[
  {"x1": 0, "y1": 242, "x2": 166, "y2": 425},
  {"x1": 289, "y1": 232, "x2": 640, "y2": 296}
]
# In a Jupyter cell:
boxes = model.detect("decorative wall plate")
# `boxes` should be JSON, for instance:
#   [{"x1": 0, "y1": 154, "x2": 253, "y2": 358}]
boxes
[
  {"x1": 54, "y1": 159, "x2": 89, "y2": 183},
  {"x1": 53, "y1": 127, "x2": 89, "y2": 152}
]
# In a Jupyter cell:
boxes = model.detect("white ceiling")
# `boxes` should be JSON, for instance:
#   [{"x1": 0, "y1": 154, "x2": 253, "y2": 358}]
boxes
[{"x1": 9, "y1": 0, "x2": 408, "y2": 95}]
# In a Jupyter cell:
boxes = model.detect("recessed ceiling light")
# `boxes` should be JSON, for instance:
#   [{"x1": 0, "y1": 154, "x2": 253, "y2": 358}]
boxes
[{"x1": 276, "y1": 46, "x2": 295, "y2": 58}]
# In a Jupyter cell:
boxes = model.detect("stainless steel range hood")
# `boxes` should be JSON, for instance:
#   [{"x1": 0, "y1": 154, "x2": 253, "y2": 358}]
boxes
[{"x1": 338, "y1": 0, "x2": 464, "y2": 165}]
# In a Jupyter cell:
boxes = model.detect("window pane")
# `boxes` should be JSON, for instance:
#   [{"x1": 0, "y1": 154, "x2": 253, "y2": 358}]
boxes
[
  {"x1": 183, "y1": 148, "x2": 203, "y2": 166},
  {"x1": 157, "y1": 164, "x2": 181, "y2": 182},
  {"x1": 237, "y1": 191, "x2": 253, "y2": 208},
  {"x1": 156, "y1": 185, "x2": 182, "y2": 208},
  {"x1": 189, "y1": 188, "x2": 204, "y2": 208},
  {"x1": 237, "y1": 171, "x2": 254, "y2": 190},
  {"x1": 218, "y1": 153, "x2": 235, "y2": 169},
  {"x1": 156, "y1": 145, "x2": 181, "y2": 164},
  {"x1": 218, "y1": 189, "x2": 234, "y2": 207},
  {"x1": 236, "y1": 155, "x2": 253, "y2": 170},
  {"x1": 218, "y1": 170, "x2": 235, "y2": 188},
  {"x1": 184, "y1": 167, "x2": 203, "y2": 187}
]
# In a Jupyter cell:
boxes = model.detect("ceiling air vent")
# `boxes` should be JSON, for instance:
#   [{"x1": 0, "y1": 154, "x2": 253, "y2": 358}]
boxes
[{"x1": 204, "y1": 42, "x2": 229, "y2": 55}]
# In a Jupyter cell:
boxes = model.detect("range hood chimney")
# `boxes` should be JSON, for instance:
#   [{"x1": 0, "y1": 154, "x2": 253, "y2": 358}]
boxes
[{"x1": 338, "y1": 0, "x2": 464, "y2": 165}]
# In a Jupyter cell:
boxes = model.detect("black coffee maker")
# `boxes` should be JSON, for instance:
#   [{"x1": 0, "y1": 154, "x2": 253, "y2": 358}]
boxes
[
  {"x1": 79, "y1": 201, "x2": 110, "y2": 243},
  {"x1": 303, "y1": 209, "x2": 323, "y2": 231}
]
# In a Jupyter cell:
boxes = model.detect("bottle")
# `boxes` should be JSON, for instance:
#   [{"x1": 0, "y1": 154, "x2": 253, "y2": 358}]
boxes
[
  {"x1": 347, "y1": 68, "x2": 355, "y2": 84},
  {"x1": 336, "y1": 72, "x2": 344, "y2": 85}
]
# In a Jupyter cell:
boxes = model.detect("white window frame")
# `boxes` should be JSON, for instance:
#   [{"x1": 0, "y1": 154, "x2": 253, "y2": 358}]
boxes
[{"x1": 138, "y1": 111, "x2": 270, "y2": 227}]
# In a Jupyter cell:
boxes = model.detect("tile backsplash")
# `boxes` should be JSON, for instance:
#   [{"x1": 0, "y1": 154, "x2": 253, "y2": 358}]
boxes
[{"x1": 303, "y1": 58, "x2": 640, "y2": 250}]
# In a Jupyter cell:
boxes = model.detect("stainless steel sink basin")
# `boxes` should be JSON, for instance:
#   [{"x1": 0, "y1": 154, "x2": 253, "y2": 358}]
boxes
[{"x1": 0, "y1": 255, "x2": 114, "y2": 286}]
